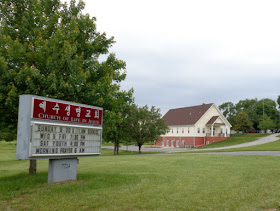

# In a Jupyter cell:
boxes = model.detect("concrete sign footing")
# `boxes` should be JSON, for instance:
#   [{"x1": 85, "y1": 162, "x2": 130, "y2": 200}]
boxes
[{"x1": 48, "y1": 158, "x2": 78, "y2": 183}]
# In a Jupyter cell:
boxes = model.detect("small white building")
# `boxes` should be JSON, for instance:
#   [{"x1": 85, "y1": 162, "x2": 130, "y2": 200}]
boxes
[{"x1": 156, "y1": 103, "x2": 232, "y2": 148}]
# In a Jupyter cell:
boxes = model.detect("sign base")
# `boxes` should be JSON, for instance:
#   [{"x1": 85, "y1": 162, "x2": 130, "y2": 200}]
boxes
[{"x1": 48, "y1": 158, "x2": 78, "y2": 183}]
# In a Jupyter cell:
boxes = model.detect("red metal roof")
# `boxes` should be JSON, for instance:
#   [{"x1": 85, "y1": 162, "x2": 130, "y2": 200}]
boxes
[{"x1": 163, "y1": 103, "x2": 213, "y2": 126}]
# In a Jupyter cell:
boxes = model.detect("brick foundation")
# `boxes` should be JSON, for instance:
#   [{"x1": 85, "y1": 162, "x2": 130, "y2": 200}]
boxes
[{"x1": 156, "y1": 136, "x2": 228, "y2": 148}]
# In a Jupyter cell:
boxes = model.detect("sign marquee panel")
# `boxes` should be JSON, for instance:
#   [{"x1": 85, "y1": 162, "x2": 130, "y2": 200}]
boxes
[
  {"x1": 30, "y1": 122, "x2": 101, "y2": 157},
  {"x1": 32, "y1": 97, "x2": 103, "y2": 126}
]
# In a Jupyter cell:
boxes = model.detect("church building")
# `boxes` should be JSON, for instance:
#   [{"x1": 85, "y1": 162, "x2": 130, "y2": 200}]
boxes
[{"x1": 156, "y1": 103, "x2": 232, "y2": 148}]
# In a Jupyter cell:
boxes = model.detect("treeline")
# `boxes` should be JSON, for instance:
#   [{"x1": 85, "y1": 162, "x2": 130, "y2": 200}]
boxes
[{"x1": 219, "y1": 97, "x2": 280, "y2": 132}]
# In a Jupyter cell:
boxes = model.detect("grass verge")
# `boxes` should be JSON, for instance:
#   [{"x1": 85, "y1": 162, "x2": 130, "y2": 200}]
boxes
[
  {"x1": 188, "y1": 139, "x2": 280, "y2": 153},
  {"x1": 101, "y1": 148, "x2": 159, "y2": 156},
  {"x1": 197, "y1": 133, "x2": 270, "y2": 149},
  {"x1": 1, "y1": 141, "x2": 280, "y2": 210}
]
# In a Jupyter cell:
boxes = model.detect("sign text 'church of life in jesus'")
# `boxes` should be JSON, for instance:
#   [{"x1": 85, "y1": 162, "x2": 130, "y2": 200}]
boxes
[{"x1": 16, "y1": 95, "x2": 103, "y2": 160}]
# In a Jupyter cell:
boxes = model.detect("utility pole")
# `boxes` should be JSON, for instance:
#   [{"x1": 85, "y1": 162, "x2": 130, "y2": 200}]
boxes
[{"x1": 263, "y1": 100, "x2": 265, "y2": 116}]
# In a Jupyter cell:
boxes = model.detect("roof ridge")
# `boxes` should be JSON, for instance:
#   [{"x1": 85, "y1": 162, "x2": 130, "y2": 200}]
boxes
[
  {"x1": 163, "y1": 103, "x2": 215, "y2": 126},
  {"x1": 169, "y1": 103, "x2": 214, "y2": 111}
]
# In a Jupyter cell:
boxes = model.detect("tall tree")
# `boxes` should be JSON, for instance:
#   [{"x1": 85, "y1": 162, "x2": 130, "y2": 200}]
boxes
[
  {"x1": 0, "y1": 0, "x2": 133, "y2": 140},
  {"x1": 126, "y1": 105, "x2": 168, "y2": 153},
  {"x1": 219, "y1": 102, "x2": 236, "y2": 125},
  {"x1": 235, "y1": 99, "x2": 259, "y2": 129},
  {"x1": 276, "y1": 96, "x2": 280, "y2": 128},
  {"x1": 102, "y1": 90, "x2": 134, "y2": 155},
  {"x1": 277, "y1": 96, "x2": 280, "y2": 108},
  {"x1": 258, "y1": 115, "x2": 276, "y2": 133},
  {"x1": 0, "y1": 0, "x2": 134, "y2": 171},
  {"x1": 256, "y1": 99, "x2": 278, "y2": 123},
  {"x1": 234, "y1": 112, "x2": 253, "y2": 133}
]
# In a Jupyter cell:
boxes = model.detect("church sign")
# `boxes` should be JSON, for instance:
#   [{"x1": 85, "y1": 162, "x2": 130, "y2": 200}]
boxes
[
  {"x1": 17, "y1": 95, "x2": 103, "y2": 159},
  {"x1": 32, "y1": 97, "x2": 102, "y2": 125},
  {"x1": 16, "y1": 95, "x2": 103, "y2": 183}
]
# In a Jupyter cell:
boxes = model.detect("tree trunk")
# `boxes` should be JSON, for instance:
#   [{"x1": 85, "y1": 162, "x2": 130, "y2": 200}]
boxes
[
  {"x1": 138, "y1": 144, "x2": 142, "y2": 153},
  {"x1": 29, "y1": 160, "x2": 37, "y2": 174},
  {"x1": 114, "y1": 139, "x2": 119, "y2": 155},
  {"x1": 114, "y1": 143, "x2": 117, "y2": 155}
]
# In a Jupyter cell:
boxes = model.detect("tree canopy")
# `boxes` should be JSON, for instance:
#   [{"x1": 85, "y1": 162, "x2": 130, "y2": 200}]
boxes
[
  {"x1": 234, "y1": 112, "x2": 253, "y2": 133},
  {"x1": 0, "y1": 0, "x2": 134, "y2": 141},
  {"x1": 219, "y1": 102, "x2": 236, "y2": 126},
  {"x1": 219, "y1": 98, "x2": 280, "y2": 132},
  {"x1": 125, "y1": 105, "x2": 168, "y2": 153},
  {"x1": 258, "y1": 115, "x2": 276, "y2": 133},
  {"x1": 102, "y1": 91, "x2": 134, "y2": 155},
  {"x1": 256, "y1": 99, "x2": 278, "y2": 123}
]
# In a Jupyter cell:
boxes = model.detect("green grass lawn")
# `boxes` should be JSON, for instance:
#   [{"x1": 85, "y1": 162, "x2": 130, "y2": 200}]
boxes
[
  {"x1": 198, "y1": 133, "x2": 270, "y2": 149},
  {"x1": 222, "y1": 139, "x2": 280, "y2": 151},
  {"x1": 1, "y1": 141, "x2": 280, "y2": 210},
  {"x1": 101, "y1": 148, "x2": 159, "y2": 156},
  {"x1": 193, "y1": 139, "x2": 280, "y2": 153}
]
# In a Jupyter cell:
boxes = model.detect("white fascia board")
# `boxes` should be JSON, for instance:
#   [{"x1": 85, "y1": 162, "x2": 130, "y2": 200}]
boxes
[
  {"x1": 195, "y1": 104, "x2": 232, "y2": 127},
  {"x1": 194, "y1": 104, "x2": 214, "y2": 126},
  {"x1": 212, "y1": 116, "x2": 221, "y2": 124},
  {"x1": 212, "y1": 116, "x2": 225, "y2": 125},
  {"x1": 212, "y1": 104, "x2": 232, "y2": 127}
]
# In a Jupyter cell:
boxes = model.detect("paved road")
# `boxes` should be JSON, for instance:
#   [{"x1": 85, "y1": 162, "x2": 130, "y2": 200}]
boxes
[
  {"x1": 102, "y1": 134, "x2": 280, "y2": 154},
  {"x1": 181, "y1": 151, "x2": 280, "y2": 156}
]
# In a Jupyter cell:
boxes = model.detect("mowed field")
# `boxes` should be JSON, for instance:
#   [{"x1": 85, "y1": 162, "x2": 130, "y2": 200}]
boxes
[
  {"x1": 198, "y1": 133, "x2": 270, "y2": 149},
  {"x1": 1, "y1": 141, "x2": 280, "y2": 210}
]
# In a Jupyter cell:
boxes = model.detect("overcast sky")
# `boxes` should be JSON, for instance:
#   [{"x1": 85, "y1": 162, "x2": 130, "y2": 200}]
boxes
[{"x1": 77, "y1": 0, "x2": 280, "y2": 114}]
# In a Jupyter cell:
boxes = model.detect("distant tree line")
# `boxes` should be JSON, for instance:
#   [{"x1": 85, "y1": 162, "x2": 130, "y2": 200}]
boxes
[{"x1": 219, "y1": 97, "x2": 280, "y2": 133}]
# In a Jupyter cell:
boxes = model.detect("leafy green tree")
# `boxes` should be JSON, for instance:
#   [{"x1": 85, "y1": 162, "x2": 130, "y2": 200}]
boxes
[
  {"x1": 102, "y1": 91, "x2": 134, "y2": 155},
  {"x1": 219, "y1": 98, "x2": 280, "y2": 132},
  {"x1": 235, "y1": 99, "x2": 259, "y2": 129},
  {"x1": 234, "y1": 112, "x2": 253, "y2": 133},
  {"x1": 126, "y1": 105, "x2": 168, "y2": 153},
  {"x1": 219, "y1": 102, "x2": 235, "y2": 118},
  {"x1": 276, "y1": 96, "x2": 280, "y2": 128},
  {"x1": 0, "y1": 122, "x2": 15, "y2": 141},
  {"x1": 276, "y1": 122, "x2": 280, "y2": 130},
  {"x1": 219, "y1": 102, "x2": 236, "y2": 125},
  {"x1": 256, "y1": 99, "x2": 278, "y2": 123},
  {"x1": 258, "y1": 115, "x2": 276, "y2": 133},
  {"x1": 0, "y1": 0, "x2": 134, "y2": 172},
  {"x1": 0, "y1": 0, "x2": 133, "y2": 142}
]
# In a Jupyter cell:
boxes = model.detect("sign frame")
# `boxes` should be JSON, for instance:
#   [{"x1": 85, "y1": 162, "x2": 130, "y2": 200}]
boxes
[{"x1": 16, "y1": 95, "x2": 103, "y2": 160}]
